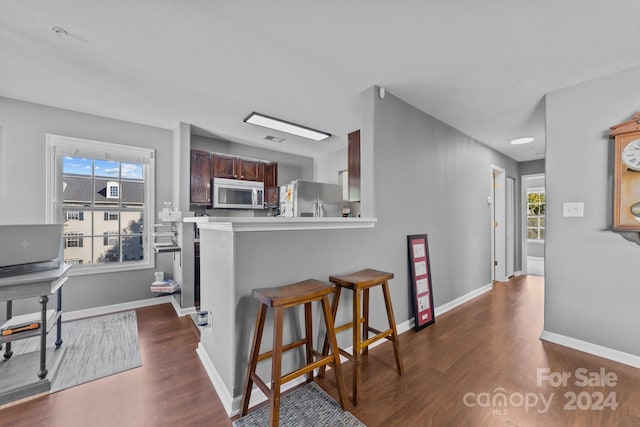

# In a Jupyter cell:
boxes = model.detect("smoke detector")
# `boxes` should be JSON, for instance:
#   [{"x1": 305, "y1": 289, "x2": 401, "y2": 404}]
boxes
[{"x1": 50, "y1": 25, "x2": 68, "y2": 37}]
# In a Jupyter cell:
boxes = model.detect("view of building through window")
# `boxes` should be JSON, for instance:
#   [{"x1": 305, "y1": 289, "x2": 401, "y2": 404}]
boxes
[
  {"x1": 62, "y1": 156, "x2": 145, "y2": 265},
  {"x1": 527, "y1": 190, "x2": 545, "y2": 241}
]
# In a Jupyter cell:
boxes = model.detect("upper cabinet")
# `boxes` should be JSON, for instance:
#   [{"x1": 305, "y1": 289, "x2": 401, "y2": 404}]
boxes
[
  {"x1": 191, "y1": 150, "x2": 278, "y2": 207},
  {"x1": 190, "y1": 150, "x2": 212, "y2": 205},
  {"x1": 348, "y1": 130, "x2": 361, "y2": 202},
  {"x1": 264, "y1": 162, "x2": 278, "y2": 207},
  {"x1": 212, "y1": 154, "x2": 239, "y2": 179},
  {"x1": 212, "y1": 155, "x2": 264, "y2": 182},
  {"x1": 239, "y1": 158, "x2": 264, "y2": 182}
]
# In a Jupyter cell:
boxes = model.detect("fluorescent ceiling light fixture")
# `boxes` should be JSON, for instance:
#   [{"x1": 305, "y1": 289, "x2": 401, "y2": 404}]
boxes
[
  {"x1": 244, "y1": 112, "x2": 331, "y2": 141},
  {"x1": 510, "y1": 137, "x2": 534, "y2": 145}
]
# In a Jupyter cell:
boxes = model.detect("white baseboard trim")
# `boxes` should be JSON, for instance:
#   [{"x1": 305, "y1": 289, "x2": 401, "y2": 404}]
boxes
[
  {"x1": 172, "y1": 300, "x2": 197, "y2": 317},
  {"x1": 62, "y1": 294, "x2": 195, "y2": 322},
  {"x1": 62, "y1": 295, "x2": 175, "y2": 322},
  {"x1": 196, "y1": 343, "x2": 236, "y2": 416},
  {"x1": 513, "y1": 270, "x2": 523, "y2": 276},
  {"x1": 540, "y1": 330, "x2": 640, "y2": 369},
  {"x1": 434, "y1": 283, "x2": 493, "y2": 317},
  {"x1": 195, "y1": 342, "x2": 307, "y2": 417}
]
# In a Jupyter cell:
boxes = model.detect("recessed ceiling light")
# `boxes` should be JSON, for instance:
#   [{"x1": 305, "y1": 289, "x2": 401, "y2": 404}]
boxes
[
  {"x1": 510, "y1": 137, "x2": 534, "y2": 145},
  {"x1": 244, "y1": 112, "x2": 331, "y2": 141}
]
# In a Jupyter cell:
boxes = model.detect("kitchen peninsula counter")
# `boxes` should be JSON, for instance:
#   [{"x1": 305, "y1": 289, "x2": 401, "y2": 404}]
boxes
[
  {"x1": 187, "y1": 215, "x2": 389, "y2": 416},
  {"x1": 183, "y1": 216, "x2": 377, "y2": 231}
]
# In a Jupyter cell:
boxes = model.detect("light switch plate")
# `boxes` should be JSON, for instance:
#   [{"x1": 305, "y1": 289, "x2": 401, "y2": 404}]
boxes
[{"x1": 563, "y1": 202, "x2": 584, "y2": 217}]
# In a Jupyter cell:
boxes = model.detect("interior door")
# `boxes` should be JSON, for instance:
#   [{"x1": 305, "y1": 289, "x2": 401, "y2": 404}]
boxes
[{"x1": 492, "y1": 167, "x2": 507, "y2": 282}]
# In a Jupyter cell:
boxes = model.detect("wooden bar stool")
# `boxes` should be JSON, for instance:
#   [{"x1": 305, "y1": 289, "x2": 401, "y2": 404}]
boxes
[
  {"x1": 319, "y1": 268, "x2": 404, "y2": 405},
  {"x1": 240, "y1": 279, "x2": 347, "y2": 427}
]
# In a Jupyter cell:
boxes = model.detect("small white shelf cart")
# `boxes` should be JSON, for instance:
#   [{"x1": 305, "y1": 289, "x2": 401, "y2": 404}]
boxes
[{"x1": 0, "y1": 263, "x2": 70, "y2": 404}]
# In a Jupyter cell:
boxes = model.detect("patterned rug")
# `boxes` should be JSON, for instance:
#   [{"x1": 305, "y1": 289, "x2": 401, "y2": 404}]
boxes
[
  {"x1": 233, "y1": 382, "x2": 365, "y2": 427},
  {"x1": 10, "y1": 310, "x2": 142, "y2": 392}
]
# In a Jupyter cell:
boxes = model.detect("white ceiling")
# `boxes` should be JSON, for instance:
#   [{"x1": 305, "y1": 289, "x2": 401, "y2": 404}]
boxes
[{"x1": 3, "y1": 1, "x2": 640, "y2": 162}]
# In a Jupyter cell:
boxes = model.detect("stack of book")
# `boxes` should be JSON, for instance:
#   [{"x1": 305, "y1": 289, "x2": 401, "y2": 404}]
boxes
[{"x1": 150, "y1": 280, "x2": 180, "y2": 294}]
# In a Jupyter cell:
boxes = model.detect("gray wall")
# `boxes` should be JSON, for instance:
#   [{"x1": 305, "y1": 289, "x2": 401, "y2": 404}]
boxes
[
  {"x1": 0, "y1": 96, "x2": 174, "y2": 315},
  {"x1": 545, "y1": 65, "x2": 640, "y2": 356},
  {"x1": 173, "y1": 123, "x2": 194, "y2": 308},
  {"x1": 313, "y1": 147, "x2": 347, "y2": 184},
  {"x1": 370, "y1": 88, "x2": 520, "y2": 302},
  {"x1": 520, "y1": 159, "x2": 545, "y2": 176}
]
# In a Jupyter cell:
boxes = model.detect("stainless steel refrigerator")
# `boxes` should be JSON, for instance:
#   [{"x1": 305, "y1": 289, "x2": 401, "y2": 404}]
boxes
[{"x1": 291, "y1": 180, "x2": 343, "y2": 217}]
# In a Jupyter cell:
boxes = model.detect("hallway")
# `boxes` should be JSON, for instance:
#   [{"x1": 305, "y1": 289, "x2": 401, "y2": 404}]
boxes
[{"x1": 318, "y1": 275, "x2": 640, "y2": 426}]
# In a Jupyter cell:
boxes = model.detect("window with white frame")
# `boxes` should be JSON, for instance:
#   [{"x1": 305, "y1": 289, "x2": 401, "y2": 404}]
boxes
[
  {"x1": 527, "y1": 188, "x2": 545, "y2": 241},
  {"x1": 65, "y1": 211, "x2": 84, "y2": 221},
  {"x1": 64, "y1": 232, "x2": 84, "y2": 248},
  {"x1": 107, "y1": 181, "x2": 120, "y2": 199},
  {"x1": 46, "y1": 134, "x2": 155, "y2": 275}
]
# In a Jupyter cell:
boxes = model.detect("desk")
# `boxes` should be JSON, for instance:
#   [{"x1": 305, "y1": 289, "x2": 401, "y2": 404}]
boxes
[{"x1": 0, "y1": 263, "x2": 69, "y2": 405}]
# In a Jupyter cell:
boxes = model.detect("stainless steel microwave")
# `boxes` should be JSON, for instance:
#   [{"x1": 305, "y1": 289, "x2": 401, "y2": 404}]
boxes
[{"x1": 212, "y1": 177, "x2": 264, "y2": 209}]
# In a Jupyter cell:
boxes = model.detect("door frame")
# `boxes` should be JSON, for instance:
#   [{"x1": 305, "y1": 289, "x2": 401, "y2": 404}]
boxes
[
  {"x1": 491, "y1": 165, "x2": 507, "y2": 282},
  {"x1": 521, "y1": 173, "x2": 545, "y2": 276},
  {"x1": 506, "y1": 176, "x2": 516, "y2": 278}
]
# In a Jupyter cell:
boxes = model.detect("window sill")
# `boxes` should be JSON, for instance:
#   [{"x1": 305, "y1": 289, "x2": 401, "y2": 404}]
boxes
[
  {"x1": 527, "y1": 240, "x2": 545, "y2": 244},
  {"x1": 64, "y1": 260, "x2": 154, "y2": 277}
]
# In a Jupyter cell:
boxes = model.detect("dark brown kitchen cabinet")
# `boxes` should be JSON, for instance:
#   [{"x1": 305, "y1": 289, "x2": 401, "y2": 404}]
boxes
[
  {"x1": 348, "y1": 129, "x2": 361, "y2": 202},
  {"x1": 192, "y1": 151, "x2": 278, "y2": 207},
  {"x1": 239, "y1": 158, "x2": 264, "y2": 181},
  {"x1": 190, "y1": 150, "x2": 212, "y2": 205},
  {"x1": 264, "y1": 162, "x2": 278, "y2": 207},
  {"x1": 212, "y1": 155, "x2": 263, "y2": 181},
  {"x1": 212, "y1": 154, "x2": 239, "y2": 179}
]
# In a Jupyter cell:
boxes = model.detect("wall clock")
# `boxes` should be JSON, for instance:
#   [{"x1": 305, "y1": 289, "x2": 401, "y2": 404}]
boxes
[{"x1": 610, "y1": 113, "x2": 640, "y2": 230}]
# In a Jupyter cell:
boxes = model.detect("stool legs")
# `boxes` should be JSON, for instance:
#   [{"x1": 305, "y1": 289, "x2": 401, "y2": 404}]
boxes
[
  {"x1": 321, "y1": 294, "x2": 347, "y2": 409},
  {"x1": 240, "y1": 302, "x2": 267, "y2": 416},
  {"x1": 382, "y1": 280, "x2": 404, "y2": 376},
  {"x1": 304, "y1": 302, "x2": 314, "y2": 382},
  {"x1": 270, "y1": 306, "x2": 284, "y2": 427},
  {"x1": 318, "y1": 287, "x2": 341, "y2": 379},
  {"x1": 240, "y1": 293, "x2": 346, "y2": 427},
  {"x1": 362, "y1": 288, "x2": 369, "y2": 357},
  {"x1": 319, "y1": 281, "x2": 404, "y2": 406}
]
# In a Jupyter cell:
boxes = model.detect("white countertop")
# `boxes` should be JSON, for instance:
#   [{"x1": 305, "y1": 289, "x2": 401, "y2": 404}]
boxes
[{"x1": 183, "y1": 216, "x2": 377, "y2": 232}]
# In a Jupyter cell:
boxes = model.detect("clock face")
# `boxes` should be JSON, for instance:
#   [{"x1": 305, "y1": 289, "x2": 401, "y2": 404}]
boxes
[{"x1": 622, "y1": 138, "x2": 640, "y2": 171}]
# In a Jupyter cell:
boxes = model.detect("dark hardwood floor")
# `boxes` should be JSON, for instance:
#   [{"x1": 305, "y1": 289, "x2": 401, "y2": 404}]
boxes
[
  {"x1": 1, "y1": 275, "x2": 639, "y2": 426},
  {"x1": 0, "y1": 303, "x2": 229, "y2": 427}
]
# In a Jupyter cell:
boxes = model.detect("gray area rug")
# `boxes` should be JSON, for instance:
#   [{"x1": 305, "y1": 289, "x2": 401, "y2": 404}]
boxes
[
  {"x1": 11, "y1": 310, "x2": 142, "y2": 392},
  {"x1": 233, "y1": 382, "x2": 365, "y2": 427}
]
